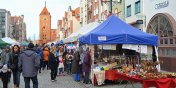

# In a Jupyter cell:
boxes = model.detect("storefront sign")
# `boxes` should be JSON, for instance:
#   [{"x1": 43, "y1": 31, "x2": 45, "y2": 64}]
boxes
[
  {"x1": 136, "y1": 20, "x2": 143, "y2": 24},
  {"x1": 155, "y1": 0, "x2": 169, "y2": 10},
  {"x1": 98, "y1": 36, "x2": 106, "y2": 41},
  {"x1": 103, "y1": 45, "x2": 116, "y2": 50}
]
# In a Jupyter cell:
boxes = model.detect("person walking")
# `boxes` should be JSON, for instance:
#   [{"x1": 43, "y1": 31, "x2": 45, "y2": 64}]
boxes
[
  {"x1": 48, "y1": 43, "x2": 58, "y2": 82},
  {"x1": 18, "y1": 43, "x2": 40, "y2": 88},
  {"x1": 9, "y1": 45, "x2": 21, "y2": 88},
  {"x1": 35, "y1": 45, "x2": 43, "y2": 73},
  {"x1": 66, "y1": 52, "x2": 73, "y2": 75},
  {"x1": 0, "y1": 46, "x2": 12, "y2": 88},
  {"x1": 71, "y1": 49, "x2": 81, "y2": 81},
  {"x1": 82, "y1": 48, "x2": 91, "y2": 84},
  {"x1": 42, "y1": 46, "x2": 50, "y2": 70},
  {"x1": 48, "y1": 51, "x2": 58, "y2": 82}
]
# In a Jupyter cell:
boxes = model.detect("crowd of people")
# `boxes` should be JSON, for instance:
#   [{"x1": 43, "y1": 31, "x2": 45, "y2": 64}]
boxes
[{"x1": 0, "y1": 42, "x2": 92, "y2": 88}]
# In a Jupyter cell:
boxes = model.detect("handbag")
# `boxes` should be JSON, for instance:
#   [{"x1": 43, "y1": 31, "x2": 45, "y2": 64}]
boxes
[{"x1": 10, "y1": 64, "x2": 16, "y2": 70}]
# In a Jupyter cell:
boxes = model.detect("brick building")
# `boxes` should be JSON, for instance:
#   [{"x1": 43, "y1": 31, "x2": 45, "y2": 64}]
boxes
[{"x1": 39, "y1": 4, "x2": 51, "y2": 44}]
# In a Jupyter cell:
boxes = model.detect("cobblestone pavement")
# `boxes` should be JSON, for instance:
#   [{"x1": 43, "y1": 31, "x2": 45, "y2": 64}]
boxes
[{"x1": 0, "y1": 70, "x2": 143, "y2": 88}]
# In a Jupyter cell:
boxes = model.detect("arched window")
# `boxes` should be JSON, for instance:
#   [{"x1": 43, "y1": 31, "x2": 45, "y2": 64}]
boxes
[{"x1": 147, "y1": 13, "x2": 176, "y2": 57}]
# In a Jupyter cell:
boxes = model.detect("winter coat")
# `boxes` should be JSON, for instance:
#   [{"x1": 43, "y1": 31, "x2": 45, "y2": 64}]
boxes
[
  {"x1": 82, "y1": 51, "x2": 91, "y2": 72},
  {"x1": 0, "y1": 50, "x2": 11, "y2": 68},
  {"x1": 71, "y1": 51, "x2": 81, "y2": 73},
  {"x1": 48, "y1": 52, "x2": 58, "y2": 69},
  {"x1": 9, "y1": 52, "x2": 20, "y2": 71},
  {"x1": 18, "y1": 49, "x2": 40, "y2": 77}
]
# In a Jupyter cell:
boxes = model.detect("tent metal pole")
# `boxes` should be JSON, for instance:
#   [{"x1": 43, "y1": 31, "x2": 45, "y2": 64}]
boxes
[{"x1": 154, "y1": 46, "x2": 160, "y2": 72}]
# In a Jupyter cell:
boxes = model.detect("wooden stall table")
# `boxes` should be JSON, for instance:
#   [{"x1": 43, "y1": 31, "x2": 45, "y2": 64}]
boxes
[{"x1": 93, "y1": 69, "x2": 118, "y2": 85}]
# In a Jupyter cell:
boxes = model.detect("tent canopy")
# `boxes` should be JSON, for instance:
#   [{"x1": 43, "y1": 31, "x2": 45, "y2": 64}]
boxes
[
  {"x1": 79, "y1": 15, "x2": 158, "y2": 46},
  {"x1": 63, "y1": 22, "x2": 99, "y2": 43},
  {"x1": 1, "y1": 37, "x2": 20, "y2": 45},
  {"x1": 0, "y1": 39, "x2": 9, "y2": 47}
]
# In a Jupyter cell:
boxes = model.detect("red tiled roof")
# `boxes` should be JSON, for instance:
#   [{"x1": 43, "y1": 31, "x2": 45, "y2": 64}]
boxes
[
  {"x1": 72, "y1": 7, "x2": 80, "y2": 21},
  {"x1": 40, "y1": 6, "x2": 50, "y2": 15}
]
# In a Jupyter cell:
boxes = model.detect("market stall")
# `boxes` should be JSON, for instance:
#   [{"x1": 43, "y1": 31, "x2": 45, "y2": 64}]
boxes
[{"x1": 78, "y1": 15, "x2": 176, "y2": 87}]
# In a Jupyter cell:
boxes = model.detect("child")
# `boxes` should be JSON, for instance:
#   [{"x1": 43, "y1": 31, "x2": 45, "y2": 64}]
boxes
[{"x1": 58, "y1": 56, "x2": 64, "y2": 76}]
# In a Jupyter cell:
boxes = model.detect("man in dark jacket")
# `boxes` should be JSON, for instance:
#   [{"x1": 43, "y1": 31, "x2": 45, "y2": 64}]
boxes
[
  {"x1": 18, "y1": 43, "x2": 40, "y2": 88},
  {"x1": 48, "y1": 52, "x2": 58, "y2": 82}
]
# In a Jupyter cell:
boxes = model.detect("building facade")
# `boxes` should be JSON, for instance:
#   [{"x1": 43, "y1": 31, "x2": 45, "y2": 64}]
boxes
[
  {"x1": 51, "y1": 29, "x2": 57, "y2": 42},
  {"x1": 125, "y1": 0, "x2": 176, "y2": 72},
  {"x1": 57, "y1": 20, "x2": 63, "y2": 41},
  {"x1": 0, "y1": 9, "x2": 11, "y2": 38},
  {"x1": 80, "y1": 0, "x2": 88, "y2": 26},
  {"x1": 39, "y1": 5, "x2": 51, "y2": 44},
  {"x1": 125, "y1": 0, "x2": 144, "y2": 30},
  {"x1": 144, "y1": 0, "x2": 176, "y2": 72},
  {"x1": 11, "y1": 15, "x2": 27, "y2": 42}
]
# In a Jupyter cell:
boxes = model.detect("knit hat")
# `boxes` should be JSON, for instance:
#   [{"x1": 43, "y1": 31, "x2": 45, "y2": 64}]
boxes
[{"x1": 28, "y1": 43, "x2": 34, "y2": 48}]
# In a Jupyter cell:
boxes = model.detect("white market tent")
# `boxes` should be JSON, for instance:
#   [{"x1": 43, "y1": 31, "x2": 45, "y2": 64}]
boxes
[
  {"x1": 63, "y1": 22, "x2": 99, "y2": 43},
  {"x1": 1, "y1": 37, "x2": 20, "y2": 45}
]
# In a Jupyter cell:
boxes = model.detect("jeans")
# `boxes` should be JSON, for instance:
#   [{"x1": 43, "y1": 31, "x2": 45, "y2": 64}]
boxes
[
  {"x1": 59, "y1": 68, "x2": 64, "y2": 74},
  {"x1": 12, "y1": 70, "x2": 21, "y2": 87},
  {"x1": 24, "y1": 76, "x2": 38, "y2": 88},
  {"x1": 43, "y1": 61, "x2": 49, "y2": 70},
  {"x1": 51, "y1": 67, "x2": 57, "y2": 80},
  {"x1": 66, "y1": 64, "x2": 71, "y2": 74},
  {"x1": 1, "y1": 72, "x2": 11, "y2": 88}
]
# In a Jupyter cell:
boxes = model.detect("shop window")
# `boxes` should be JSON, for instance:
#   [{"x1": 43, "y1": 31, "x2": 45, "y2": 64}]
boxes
[
  {"x1": 135, "y1": 0, "x2": 141, "y2": 14},
  {"x1": 166, "y1": 49, "x2": 170, "y2": 56},
  {"x1": 126, "y1": 5, "x2": 131, "y2": 17},
  {"x1": 162, "y1": 48, "x2": 165, "y2": 56},
  {"x1": 173, "y1": 49, "x2": 176, "y2": 57}
]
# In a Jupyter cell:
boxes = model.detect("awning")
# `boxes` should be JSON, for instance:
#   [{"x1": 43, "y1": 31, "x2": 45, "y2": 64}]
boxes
[
  {"x1": 63, "y1": 22, "x2": 99, "y2": 43},
  {"x1": 0, "y1": 39, "x2": 9, "y2": 47},
  {"x1": 1, "y1": 37, "x2": 20, "y2": 45}
]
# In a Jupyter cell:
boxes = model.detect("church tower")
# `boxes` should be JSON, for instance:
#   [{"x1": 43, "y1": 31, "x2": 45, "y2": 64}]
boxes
[{"x1": 39, "y1": 2, "x2": 51, "y2": 44}]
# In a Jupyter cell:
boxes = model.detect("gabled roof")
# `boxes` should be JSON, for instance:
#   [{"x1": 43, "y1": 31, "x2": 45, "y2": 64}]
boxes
[
  {"x1": 40, "y1": 6, "x2": 50, "y2": 15},
  {"x1": 72, "y1": 7, "x2": 80, "y2": 21}
]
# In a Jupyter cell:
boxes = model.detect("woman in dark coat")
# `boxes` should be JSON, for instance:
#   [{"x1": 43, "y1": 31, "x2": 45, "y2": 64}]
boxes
[
  {"x1": 9, "y1": 45, "x2": 21, "y2": 88},
  {"x1": 82, "y1": 48, "x2": 91, "y2": 84},
  {"x1": 71, "y1": 50, "x2": 81, "y2": 81}
]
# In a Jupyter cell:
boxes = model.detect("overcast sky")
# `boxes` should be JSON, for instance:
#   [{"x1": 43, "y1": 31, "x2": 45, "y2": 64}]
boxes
[{"x1": 0, "y1": 0, "x2": 80, "y2": 40}]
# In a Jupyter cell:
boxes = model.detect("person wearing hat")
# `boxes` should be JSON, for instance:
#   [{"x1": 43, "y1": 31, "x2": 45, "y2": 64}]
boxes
[
  {"x1": 0, "y1": 46, "x2": 12, "y2": 88},
  {"x1": 18, "y1": 43, "x2": 40, "y2": 88}
]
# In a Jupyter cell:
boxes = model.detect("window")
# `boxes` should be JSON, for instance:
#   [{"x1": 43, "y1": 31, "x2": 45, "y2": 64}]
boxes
[
  {"x1": 162, "y1": 48, "x2": 165, "y2": 56},
  {"x1": 164, "y1": 39, "x2": 168, "y2": 44},
  {"x1": 135, "y1": 1, "x2": 141, "y2": 14},
  {"x1": 160, "y1": 39, "x2": 163, "y2": 44},
  {"x1": 166, "y1": 49, "x2": 170, "y2": 56},
  {"x1": 173, "y1": 49, "x2": 176, "y2": 57},
  {"x1": 126, "y1": 5, "x2": 131, "y2": 17},
  {"x1": 170, "y1": 39, "x2": 173, "y2": 44}
]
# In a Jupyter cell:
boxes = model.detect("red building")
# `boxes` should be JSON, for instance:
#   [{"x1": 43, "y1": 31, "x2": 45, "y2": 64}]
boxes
[
  {"x1": 51, "y1": 29, "x2": 57, "y2": 42},
  {"x1": 39, "y1": 4, "x2": 51, "y2": 44}
]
